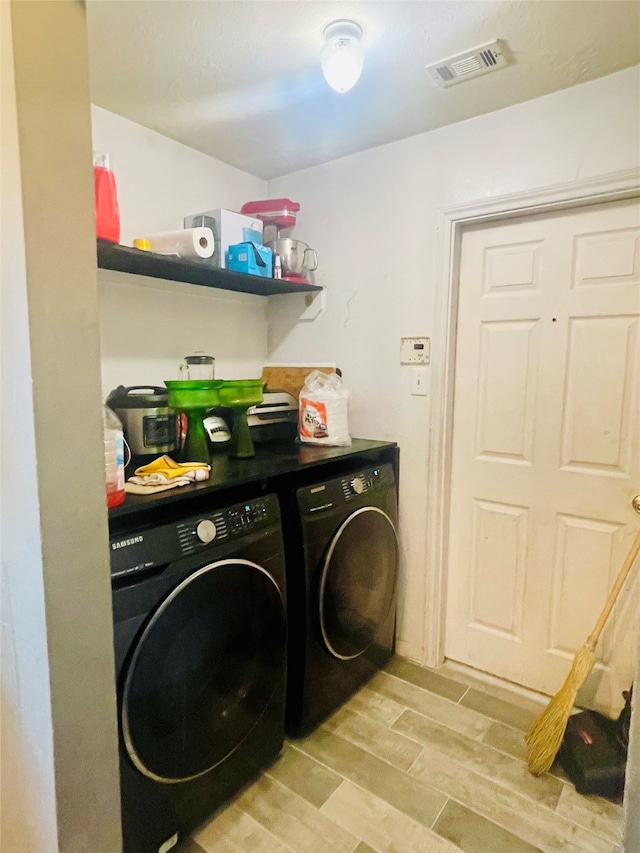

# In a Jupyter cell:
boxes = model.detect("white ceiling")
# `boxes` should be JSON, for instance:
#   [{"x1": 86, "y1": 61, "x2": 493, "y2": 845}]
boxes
[{"x1": 86, "y1": 1, "x2": 640, "y2": 180}]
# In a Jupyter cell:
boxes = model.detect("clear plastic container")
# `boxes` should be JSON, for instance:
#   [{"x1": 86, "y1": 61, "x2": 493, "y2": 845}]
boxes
[{"x1": 104, "y1": 405, "x2": 125, "y2": 508}]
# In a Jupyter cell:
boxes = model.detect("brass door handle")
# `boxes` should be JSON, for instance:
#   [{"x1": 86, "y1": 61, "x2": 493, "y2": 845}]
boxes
[{"x1": 633, "y1": 495, "x2": 640, "y2": 515}]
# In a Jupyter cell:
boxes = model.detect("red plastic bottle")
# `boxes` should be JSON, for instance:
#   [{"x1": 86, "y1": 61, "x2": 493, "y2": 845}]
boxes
[{"x1": 94, "y1": 152, "x2": 120, "y2": 243}]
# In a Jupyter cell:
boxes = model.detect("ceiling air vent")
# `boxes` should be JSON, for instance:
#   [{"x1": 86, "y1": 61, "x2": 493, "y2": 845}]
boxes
[{"x1": 426, "y1": 40, "x2": 508, "y2": 88}]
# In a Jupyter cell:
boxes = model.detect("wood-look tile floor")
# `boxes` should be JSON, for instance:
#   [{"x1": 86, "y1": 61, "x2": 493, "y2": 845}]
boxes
[{"x1": 179, "y1": 658, "x2": 624, "y2": 853}]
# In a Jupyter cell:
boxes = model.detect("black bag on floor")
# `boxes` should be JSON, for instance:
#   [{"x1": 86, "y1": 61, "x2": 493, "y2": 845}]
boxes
[
  {"x1": 558, "y1": 691, "x2": 631, "y2": 801},
  {"x1": 616, "y1": 686, "x2": 633, "y2": 750}
]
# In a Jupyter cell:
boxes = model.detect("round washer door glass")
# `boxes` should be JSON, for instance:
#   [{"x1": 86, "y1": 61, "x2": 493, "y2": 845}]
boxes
[
  {"x1": 122, "y1": 559, "x2": 285, "y2": 783},
  {"x1": 319, "y1": 507, "x2": 398, "y2": 660}
]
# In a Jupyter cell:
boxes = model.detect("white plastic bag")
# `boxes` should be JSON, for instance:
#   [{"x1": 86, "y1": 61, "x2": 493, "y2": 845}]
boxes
[{"x1": 299, "y1": 370, "x2": 351, "y2": 446}]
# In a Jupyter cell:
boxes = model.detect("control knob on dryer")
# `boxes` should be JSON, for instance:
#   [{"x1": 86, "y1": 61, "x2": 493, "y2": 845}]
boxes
[
  {"x1": 196, "y1": 519, "x2": 217, "y2": 544},
  {"x1": 350, "y1": 476, "x2": 365, "y2": 495}
]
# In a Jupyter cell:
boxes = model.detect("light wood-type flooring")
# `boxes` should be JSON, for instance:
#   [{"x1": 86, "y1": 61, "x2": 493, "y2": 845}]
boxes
[{"x1": 178, "y1": 658, "x2": 624, "y2": 853}]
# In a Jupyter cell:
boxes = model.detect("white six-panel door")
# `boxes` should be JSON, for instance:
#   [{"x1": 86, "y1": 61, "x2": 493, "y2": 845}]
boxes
[{"x1": 445, "y1": 199, "x2": 640, "y2": 716}]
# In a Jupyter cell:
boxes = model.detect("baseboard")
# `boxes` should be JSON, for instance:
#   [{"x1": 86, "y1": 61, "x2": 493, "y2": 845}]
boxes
[
  {"x1": 440, "y1": 659, "x2": 551, "y2": 708},
  {"x1": 395, "y1": 638, "x2": 423, "y2": 662}
]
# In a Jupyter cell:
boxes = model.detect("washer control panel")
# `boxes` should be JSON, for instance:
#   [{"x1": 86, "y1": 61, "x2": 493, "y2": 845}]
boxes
[
  {"x1": 109, "y1": 495, "x2": 275, "y2": 579},
  {"x1": 177, "y1": 499, "x2": 270, "y2": 556}
]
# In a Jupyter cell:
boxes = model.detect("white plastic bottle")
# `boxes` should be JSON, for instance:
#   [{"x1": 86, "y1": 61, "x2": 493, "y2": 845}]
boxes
[{"x1": 104, "y1": 405, "x2": 126, "y2": 508}]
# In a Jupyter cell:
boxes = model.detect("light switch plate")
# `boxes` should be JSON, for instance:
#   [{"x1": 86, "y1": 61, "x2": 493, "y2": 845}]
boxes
[
  {"x1": 411, "y1": 367, "x2": 429, "y2": 396},
  {"x1": 400, "y1": 337, "x2": 430, "y2": 364}
]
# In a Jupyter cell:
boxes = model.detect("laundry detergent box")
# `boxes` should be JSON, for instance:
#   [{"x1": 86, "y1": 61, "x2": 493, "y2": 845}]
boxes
[{"x1": 184, "y1": 209, "x2": 262, "y2": 268}]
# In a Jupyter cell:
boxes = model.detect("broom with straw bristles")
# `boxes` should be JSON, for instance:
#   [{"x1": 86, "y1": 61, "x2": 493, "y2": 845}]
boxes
[{"x1": 526, "y1": 527, "x2": 640, "y2": 775}]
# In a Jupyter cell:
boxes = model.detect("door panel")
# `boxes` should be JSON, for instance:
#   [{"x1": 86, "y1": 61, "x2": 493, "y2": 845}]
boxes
[
  {"x1": 445, "y1": 199, "x2": 640, "y2": 715},
  {"x1": 476, "y1": 320, "x2": 539, "y2": 463},
  {"x1": 549, "y1": 515, "x2": 621, "y2": 658},
  {"x1": 319, "y1": 508, "x2": 398, "y2": 661},
  {"x1": 469, "y1": 499, "x2": 528, "y2": 638},
  {"x1": 122, "y1": 559, "x2": 286, "y2": 782},
  {"x1": 561, "y1": 316, "x2": 637, "y2": 474}
]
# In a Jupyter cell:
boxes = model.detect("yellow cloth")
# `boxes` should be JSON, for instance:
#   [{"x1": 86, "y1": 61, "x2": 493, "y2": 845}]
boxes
[
  {"x1": 126, "y1": 455, "x2": 211, "y2": 494},
  {"x1": 125, "y1": 479, "x2": 190, "y2": 495},
  {"x1": 134, "y1": 455, "x2": 210, "y2": 479}
]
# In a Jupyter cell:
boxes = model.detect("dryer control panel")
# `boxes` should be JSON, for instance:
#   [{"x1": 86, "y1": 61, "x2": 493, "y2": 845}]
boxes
[
  {"x1": 109, "y1": 495, "x2": 276, "y2": 579},
  {"x1": 298, "y1": 463, "x2": 396, "y2": 515},
  {"x1": 340, "y1": 466, "x2": 394, "y2": 501}
]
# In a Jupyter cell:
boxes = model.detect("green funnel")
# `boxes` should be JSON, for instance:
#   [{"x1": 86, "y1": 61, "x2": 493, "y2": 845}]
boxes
[{"x1": 165, "y1": 380, "x2": 223, "y2": 463}]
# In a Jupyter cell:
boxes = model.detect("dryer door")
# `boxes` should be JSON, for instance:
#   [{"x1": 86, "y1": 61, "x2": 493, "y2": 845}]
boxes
[
  {"x1": 121, "y1": 558, "x2": 285, "y2": 783},
  {"x1": 319, "y1": 507, "x2": 399, "y2": 660}
]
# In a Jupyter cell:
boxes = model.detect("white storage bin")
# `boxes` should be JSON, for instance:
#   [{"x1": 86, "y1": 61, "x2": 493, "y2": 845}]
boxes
[{"x1": 184, "y1": 209, "x2": 263, "y2": 268}]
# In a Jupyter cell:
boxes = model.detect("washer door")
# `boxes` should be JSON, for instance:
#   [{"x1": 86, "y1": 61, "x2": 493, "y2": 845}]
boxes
[
  {"x1": 319, "y1": 507, "x2": 398, "y2": 660},
  {"x1": 121, "y1": 559, "x2": 285, "y2": 783}
]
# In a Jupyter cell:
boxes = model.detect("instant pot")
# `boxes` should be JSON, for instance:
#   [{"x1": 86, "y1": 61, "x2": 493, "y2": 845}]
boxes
[{"x1": 106, "y1": 386, "x2": 177, "y2": 459}]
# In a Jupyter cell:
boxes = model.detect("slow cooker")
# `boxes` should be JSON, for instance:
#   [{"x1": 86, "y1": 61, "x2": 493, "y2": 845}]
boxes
[{"x1": 105, "y1": 386, "x2": 177, "y2": 458}]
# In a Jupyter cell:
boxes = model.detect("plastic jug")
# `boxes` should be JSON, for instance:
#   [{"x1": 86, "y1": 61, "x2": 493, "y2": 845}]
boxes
[
  {"x1": 94, "y1": 152, "x2": 120, "y2": 243},
  {"x1": 104, "y1": 405, "x2": 125, "y2": 507}
]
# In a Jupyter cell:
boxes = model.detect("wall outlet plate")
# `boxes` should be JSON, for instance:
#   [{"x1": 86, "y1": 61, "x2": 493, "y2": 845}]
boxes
[{"x1": 400, "y1": 337, "x2": 430, "y2": 364}]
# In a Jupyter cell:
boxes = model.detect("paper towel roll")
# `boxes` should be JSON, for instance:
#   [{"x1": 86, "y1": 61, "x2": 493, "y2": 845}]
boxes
[{"x1": 139, "y1": 227, "x2": 215, "y2": 260}]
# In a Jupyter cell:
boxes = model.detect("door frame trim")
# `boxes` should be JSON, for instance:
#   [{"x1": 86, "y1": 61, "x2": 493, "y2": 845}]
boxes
[{"x1": 423, "y1": 167, "x2": 640, "y2": 668}]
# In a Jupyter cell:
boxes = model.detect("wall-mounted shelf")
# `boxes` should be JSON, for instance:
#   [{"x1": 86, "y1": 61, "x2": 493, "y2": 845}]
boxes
[{"x1": 96, "y1": 240, "x2": 322, "y2": 297}]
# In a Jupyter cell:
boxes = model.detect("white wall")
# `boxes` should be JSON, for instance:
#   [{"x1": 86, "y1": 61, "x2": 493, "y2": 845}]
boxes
[
  {"x1": 89, "y1": 70, "x2": 640, "y2": 844},
  {"x1": 267, "y1": 67, "x2": 640, "y2": 661},
  {"x1": 91, "y1": 106, "x2": 269, "y2": 395}
]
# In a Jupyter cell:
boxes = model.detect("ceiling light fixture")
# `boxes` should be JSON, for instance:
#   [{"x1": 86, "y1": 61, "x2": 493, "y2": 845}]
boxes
[{"x1": 321, "y1": 20, "x2": 364, "y2": 94}]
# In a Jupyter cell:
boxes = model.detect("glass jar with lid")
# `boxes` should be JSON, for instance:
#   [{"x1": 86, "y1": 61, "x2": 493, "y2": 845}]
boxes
[{"x1": 179, "y1": 352, "x2": 215, "y2": 381}]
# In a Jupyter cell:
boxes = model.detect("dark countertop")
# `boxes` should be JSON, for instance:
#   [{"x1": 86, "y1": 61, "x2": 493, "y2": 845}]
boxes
[{"x1": 108, "y1": 438, "x2": 398, "y2": 533}]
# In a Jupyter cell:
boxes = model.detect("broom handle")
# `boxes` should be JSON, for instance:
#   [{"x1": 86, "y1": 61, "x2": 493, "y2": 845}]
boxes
[{"x1": 586, "y1": 527, "x2": 640, "y2": 649}]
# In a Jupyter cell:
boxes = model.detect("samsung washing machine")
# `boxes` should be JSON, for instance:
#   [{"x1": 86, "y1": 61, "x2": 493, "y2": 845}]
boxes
[
  {"x1": 109, "y1": 494, "x2": 287, "y2": 853},
  {"x1": 285, "y1": 461, "x2": 399, "y2": 737}
]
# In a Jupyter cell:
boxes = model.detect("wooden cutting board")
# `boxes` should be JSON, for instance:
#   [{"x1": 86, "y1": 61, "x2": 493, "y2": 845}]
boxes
[{"x1": 262, "y1": 364, "x2": 337, "y2": 400}]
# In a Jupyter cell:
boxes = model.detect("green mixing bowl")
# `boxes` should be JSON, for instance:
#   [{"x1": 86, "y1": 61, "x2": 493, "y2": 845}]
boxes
[
  {"x1": 218, "y1": 379, "x2": 264, "y2": 409},
  {"x1": 164, "y1": 379, "x2": 223, "y2": 410}
]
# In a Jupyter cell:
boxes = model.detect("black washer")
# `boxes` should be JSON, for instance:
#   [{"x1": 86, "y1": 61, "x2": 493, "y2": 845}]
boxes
[{"x1": 110, "y1": 494, "x2": 286, "y2": 853}]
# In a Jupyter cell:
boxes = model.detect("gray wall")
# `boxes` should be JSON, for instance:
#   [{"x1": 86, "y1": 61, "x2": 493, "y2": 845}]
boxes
[
  {"x1": 1, "y1": 1, "x2": 58, "y2": 846},
  {"x1": 1, "y1": 2, "x2": 121, "y2": 850}
]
